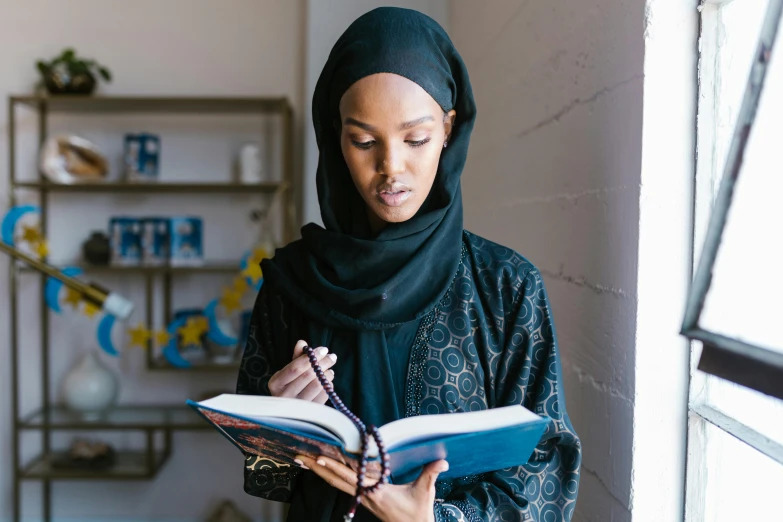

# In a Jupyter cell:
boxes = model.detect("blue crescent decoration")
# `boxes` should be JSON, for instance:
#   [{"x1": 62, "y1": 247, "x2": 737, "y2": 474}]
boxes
[
  {"x1": 97, "y1": 314, "x2": 121, "y2": 357},
  {"x1": 162, "y1": 316, "x2": 191, "y2": 368},
  {"x1": 45, "y1": 266, "x2": 83, "y2": 313},
  {"x1": 204, "y1": 299, "x2": 238, "y2": 347},
  {"x1": 1, "y1": 204, "x2": 39, "y2": 245}
]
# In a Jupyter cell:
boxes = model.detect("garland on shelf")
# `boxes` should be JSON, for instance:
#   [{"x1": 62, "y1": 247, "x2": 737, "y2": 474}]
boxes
[
  {"x1": 125, "y1": 246, "x2": 268, "y2": 367},
  {"x1": 2, "y1": 204, "x2": 268, "y2": 364}
]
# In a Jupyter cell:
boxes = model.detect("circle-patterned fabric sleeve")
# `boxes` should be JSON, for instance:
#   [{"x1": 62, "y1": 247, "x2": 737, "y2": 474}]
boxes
[
  {"x1": 236, "y1": 285, "x2": 301, "y2": 502},
  {"x1": 423, "y1": 232, "x2": 582, "y2": 522}
]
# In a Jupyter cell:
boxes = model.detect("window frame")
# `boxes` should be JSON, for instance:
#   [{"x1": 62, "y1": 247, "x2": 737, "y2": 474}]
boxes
[
  {"x1": 683, "y1": 0, "x2": 783, "y2": 403},
  {"x1": 684, "y1": 1, "x2": 783, "y2": 504}
]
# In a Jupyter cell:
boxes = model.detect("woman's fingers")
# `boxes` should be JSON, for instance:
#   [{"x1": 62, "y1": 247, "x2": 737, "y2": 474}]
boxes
[
  {"x1": 299, "y1": 369, "x2": 335, "y2": 401},
  {"x1": 268, "y1": 338, "x2": 338, "y2": 400},
  {"x1": 313, "y1": 390, "x2": 329, "y2": 404},
  {"x1": 313, "y1": 370, "x2": 337, "y2": 405},
  {"x1": 318, "y1": 353, "x2": 338, "y2": 371},
  {"x1": 412, "y1": 459, "x2": 449, "y2": 492},
  {"x1": 291, "y1": 339, "x2": 308, "y2": 360},
  {"x1": 316, "y1": 456, "x2": 361, "y2": 487},
  {"x1": 269, "y1": 347, "x2": 330, "y2": 396},
  {"x1": 283, "y1": 353, "x2": 337, "y2": 398},
  {"x1": 297, "y1": 455, "x2": 356, "y2": 496}
]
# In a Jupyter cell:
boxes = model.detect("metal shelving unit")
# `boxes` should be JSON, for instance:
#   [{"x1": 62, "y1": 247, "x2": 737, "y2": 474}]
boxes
[
  {"x1": 13, "y1": 180, "x2": 285, "y2": 194},
  {"x1": 7, "y1": 95, "x2": 295, "y2": 521},
  {"x1": 20, "y1": 262, "x2": 245, "y2": 274}
]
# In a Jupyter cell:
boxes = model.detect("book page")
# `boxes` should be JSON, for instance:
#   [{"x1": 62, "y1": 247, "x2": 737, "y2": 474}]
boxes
[
  {"x1": 378, "y1": 405, "x2": 542, "y2": 450},
  {"x1": 253, "y1": 416, "x2": 340, "y2": 441},
  {"x1": 198, "y1": 394, "x2": 361, "y2": 450}
]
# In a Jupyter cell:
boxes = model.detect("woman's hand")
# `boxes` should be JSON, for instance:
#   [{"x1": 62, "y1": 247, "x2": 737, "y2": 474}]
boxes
[
  {"x1": 296, "y1": 454, "x2": 448, "y2": 522},
  {"x1": 268, "y1": 340, "x2": 337, "y2": 404}
]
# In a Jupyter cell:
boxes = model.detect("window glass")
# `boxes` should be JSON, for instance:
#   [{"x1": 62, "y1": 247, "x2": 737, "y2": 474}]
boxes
[
  {"x1": 699, "y1": 21, "x2": 783, "y2": 353},
  {"x1": 701, "y1": 418, "x2": 783, "y2": 522}
]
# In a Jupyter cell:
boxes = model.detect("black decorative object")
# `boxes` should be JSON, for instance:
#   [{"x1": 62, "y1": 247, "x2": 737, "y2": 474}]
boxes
[
  {"x1": 51, "y1": 438, "x2": 116, "y2": 471},
  {"x1": 82, "y1": 231, "x2": 111, "y2": 265},
  {"x1": 303, "y1": 344, "x2": 390, "y2": 520},
  {"x1": 36, "y1": 48, "x2": 112, "y2": 95}
]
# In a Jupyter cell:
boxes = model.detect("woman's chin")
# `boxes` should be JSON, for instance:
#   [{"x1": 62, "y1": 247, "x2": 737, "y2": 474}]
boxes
[{"x1": 371, "y1": 205, "x2": 417, "y2": 225}]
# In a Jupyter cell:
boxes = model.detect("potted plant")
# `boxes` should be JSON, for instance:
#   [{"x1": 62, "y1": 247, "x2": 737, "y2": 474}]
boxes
[{"x1": 36, "y1": 48, "x2": 112, "y2": 95}]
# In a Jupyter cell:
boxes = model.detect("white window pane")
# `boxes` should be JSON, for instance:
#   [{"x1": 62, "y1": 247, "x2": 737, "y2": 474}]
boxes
[
  {"x1": 710, "y1": 0, "x2": 769, "y2": 196},
  {"x1": 694, "y1": 0, "x2": 768, "y2": 265},
  {"x1": 700, "y1": 417, "x2": 783, "y2": 522},
  {"x1": 706, "y1": 374, "x2": 783, "y2": 446},
  {"x1": 699, "y1": 14, "x2": 783, "y2": 353}
]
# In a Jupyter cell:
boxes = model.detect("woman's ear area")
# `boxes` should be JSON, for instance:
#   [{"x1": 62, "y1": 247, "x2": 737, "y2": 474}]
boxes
[{"x1": 443, "y1": 109, "x2": 457, "y2": 143}]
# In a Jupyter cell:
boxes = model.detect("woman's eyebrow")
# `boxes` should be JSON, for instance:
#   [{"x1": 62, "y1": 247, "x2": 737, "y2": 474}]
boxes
[
  {"x1": 399, "y1": 115, "x2": 434, "y2": 130},
  {"x1": 344, "y1": 115, "x2": 434, "y2": 132}
]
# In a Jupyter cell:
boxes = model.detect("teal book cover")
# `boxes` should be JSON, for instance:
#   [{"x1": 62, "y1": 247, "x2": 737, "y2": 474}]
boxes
[{"x1": 188, "y1": 396, "x2": 549, "y2": 483}]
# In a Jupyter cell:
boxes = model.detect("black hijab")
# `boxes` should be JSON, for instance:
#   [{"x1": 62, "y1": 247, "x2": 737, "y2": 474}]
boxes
[
  {"x1": 260, "y1": 8, "x2": 476, "y2": 521},
  {"x1": 262, "y1": 6, "x2": 476, "y2": 330}
]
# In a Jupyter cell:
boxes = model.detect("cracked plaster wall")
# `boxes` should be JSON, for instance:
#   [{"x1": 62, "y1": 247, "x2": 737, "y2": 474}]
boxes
[{"x1": 451, "y1": 1, "x2": 646, "y2": 520}]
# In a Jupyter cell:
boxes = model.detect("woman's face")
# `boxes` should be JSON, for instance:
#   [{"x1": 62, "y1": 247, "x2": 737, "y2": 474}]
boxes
[{"x1": 338, "y1": 73, "x2": 456, "y2": 231}]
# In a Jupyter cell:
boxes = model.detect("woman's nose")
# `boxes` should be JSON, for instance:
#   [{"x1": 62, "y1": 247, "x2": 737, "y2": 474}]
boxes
[{"x1": 378, "y1": 144, "x2": 406, "y2": 176}]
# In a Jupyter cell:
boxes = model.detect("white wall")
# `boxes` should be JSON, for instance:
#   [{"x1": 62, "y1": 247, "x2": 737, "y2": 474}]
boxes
[
  {"x1": 0, "y1": 1, "x2": 304, "y2": 521},
  {"x1": 632, "y1": 2, "x2": 695, "y2": 521},
  {"x1": 302, "y1": 0, "x2": 449, "y2": 226},
  {"x1": 451, "y1": 1, "x2": 643, "y2": 521},
  {"x1": 451, "y1": 1, "x2": 696, "y2": 521}
]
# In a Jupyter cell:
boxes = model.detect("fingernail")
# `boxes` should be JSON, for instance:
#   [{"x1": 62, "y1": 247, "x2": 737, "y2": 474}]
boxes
[
  {"x1": 443, "y1": 461, "x2": 450, "y2": 471},
  {"x1": 317, "y1": 347, "x2": 328, "y2": 356},
  {"x1": 316, "y1": 459, "x2": 326, "y2": 466},
  {"x1": 328, "y1": 353, "x2": 337, "y2": 361},
  {"x1": 294, "y1": 458, "x2": 309, "y2": 470}
]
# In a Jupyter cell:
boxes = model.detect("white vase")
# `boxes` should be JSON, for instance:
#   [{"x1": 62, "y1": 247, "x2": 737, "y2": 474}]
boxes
[{"x1": 62, "y1": 351, "x2": 119, "y2": 420}]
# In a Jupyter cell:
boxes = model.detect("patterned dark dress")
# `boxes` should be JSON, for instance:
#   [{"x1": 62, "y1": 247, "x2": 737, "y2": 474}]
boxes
[{"x1": 237, "y1": 231, "x2": 581, "y2": 521}]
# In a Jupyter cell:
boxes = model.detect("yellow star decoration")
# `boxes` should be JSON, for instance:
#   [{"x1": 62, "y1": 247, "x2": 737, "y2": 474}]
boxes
[
  {"x1": 63, "y1": 288, "x2": 83, "y2": 310},
  {"x1": 127, "y1": 323, "x2": 152, "y2": 349},
  {"x1": 154, "y1": 329, "x2": 172, "y2": 347},
  {"x1": 220, "y1": 287, "x2": 243, "y2": 314},
  {"x1": 241, "y1": 262, "x2": 263, "y2": 285},
  {"x1": 190, "y1": 316, "x2": 209, "y2": 334},
  {"x1": 232, "y1": 276, "x2": 249, "y2": 293},
  {"x1": 198, "y1": 316, "x2": 209, "y2": 331},
  {"x1": 177, "y1": 319, "x2": 203, "y2": 346},
  {"x1": 20, "y1": 224, "x2": 42, "y2": 244},
  {"x1": 249, "y1": 247, "x2": 270, "y2": 264},
  {"x1": 83, "y1": 301, "x2": 100, "y2": 318},
  {"x1": 34, "y1": 240, "x2": 49, "y2": 259}
]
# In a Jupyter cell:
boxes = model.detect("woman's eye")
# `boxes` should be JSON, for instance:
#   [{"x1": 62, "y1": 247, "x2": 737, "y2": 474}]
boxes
[
  {"x1": 408, "y1": 137, "x2": 431, "y2": 148},
  {"x1": 351, "y1": 140, "x2": 375, "y2": 150}
]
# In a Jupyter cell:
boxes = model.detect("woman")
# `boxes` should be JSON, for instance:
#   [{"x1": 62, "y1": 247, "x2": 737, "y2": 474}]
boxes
[{"x1": 236, "y1": 7, "x2": 581, "y2": 522}]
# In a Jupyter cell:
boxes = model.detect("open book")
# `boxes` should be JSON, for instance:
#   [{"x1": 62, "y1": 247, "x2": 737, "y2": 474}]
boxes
[{"x1": 188, "y1": 394, "x2": 549, "y2": 482}]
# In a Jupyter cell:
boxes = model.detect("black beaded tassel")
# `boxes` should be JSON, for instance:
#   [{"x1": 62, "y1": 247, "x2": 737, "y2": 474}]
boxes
[{"x1": 303, "y1": 345, "x2": 391, "y2": 521}]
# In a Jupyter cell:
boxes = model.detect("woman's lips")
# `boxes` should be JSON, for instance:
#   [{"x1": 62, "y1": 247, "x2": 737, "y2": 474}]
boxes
[{"x1": 377, "y1": 189, "x2": 411, "y2": 207}]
